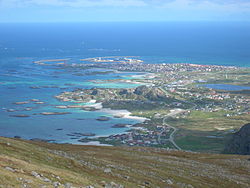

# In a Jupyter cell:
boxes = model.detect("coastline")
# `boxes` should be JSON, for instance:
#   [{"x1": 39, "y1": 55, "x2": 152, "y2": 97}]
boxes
[
  {"x1": 2, "y1": 57, "x2": 250, "y2": 149},
  {"x1": 98, "y1": 108, "x2": 148, "y2": 122},
  {"x1": 78, "y1": 102, "x2": 150, "y2": 145}
]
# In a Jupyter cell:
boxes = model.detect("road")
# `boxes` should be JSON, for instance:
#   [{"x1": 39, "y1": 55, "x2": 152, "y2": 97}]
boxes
[
  {"x1": 163, "y1": 116, "x2": 182, "y2": 150},
  {"x1": 158, "y1": 86, "x2": 200, "y2": 150}
]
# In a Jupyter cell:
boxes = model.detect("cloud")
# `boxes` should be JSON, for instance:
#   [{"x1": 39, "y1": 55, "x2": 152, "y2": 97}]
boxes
[
  {"x1": 156, "y1": 0, "x2": 250, "y2": 11},
  {"x1": 194, "y1": 0, "x2": 250, "y2": 4},
  {"x1": 0, "y1": 0, "x2": 148, "y2": 8},
  {"x1": 1, "y1": 0, "x2": 250, "y2": 22},
  {"x1": 1, "y1": 0, "x2": 250, "y2": 8},
  {"x1": 1, "y1": 0, "x2": 250, "y2": 12}
]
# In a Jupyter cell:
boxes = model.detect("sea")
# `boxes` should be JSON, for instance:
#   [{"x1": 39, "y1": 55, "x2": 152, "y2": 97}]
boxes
[{"x1": 1, "y1": 22, "x2": 250, "y2": 144}]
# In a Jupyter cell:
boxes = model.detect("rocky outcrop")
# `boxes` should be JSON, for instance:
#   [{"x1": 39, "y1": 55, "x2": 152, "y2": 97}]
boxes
[
  {"x1": 112, "y1": 124, "x2": 127, "y2": 128},
  {"x1": 134, "y1": 85, "x2": 148, "y2": 95},
  {"x1": 10, "y1": 114, "x2": 30, "y2": 118},
  {"x1": 132, "y1": 86, "x2": 166, "y2": 100},
  {"x1": 57, "y1": 86, "x2": 168, "y2": 103},
  {"x1": 96, "y1": 116, "x2": 110, "y2": 121},
  {"x1": 91, "y1": 89, "x2": 99, "y2": 95},
  {"x1": 224, "y1": 123, "x2": 250, "y2": 155}
]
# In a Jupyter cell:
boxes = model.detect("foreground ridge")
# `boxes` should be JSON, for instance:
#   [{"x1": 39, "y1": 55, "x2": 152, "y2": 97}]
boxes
[{"x1": 0, "y1": 137, "x2": 250, "y2": 188}]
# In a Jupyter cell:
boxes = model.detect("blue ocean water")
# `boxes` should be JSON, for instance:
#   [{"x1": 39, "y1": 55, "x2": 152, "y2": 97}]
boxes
[
  {"x1": 1, "y1": 22, "x2": 250, "y2": 66},
  {"x1": 0, "y1": 22, "x2": 250, "y2": 143}
]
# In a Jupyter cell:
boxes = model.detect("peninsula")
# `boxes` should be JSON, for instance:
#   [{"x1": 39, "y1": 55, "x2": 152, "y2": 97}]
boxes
[{"x1": 50, "y1": 56, "x2": 250, "y2": 153}]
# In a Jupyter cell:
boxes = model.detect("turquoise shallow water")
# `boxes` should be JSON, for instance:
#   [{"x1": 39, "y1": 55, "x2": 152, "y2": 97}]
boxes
[{"x1": 0, "y1": 58, "x2": 145, "y2": 144}]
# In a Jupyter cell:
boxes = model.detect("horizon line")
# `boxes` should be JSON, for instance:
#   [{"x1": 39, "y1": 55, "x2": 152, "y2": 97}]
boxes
[{"x1": 1, "y1": 20, "x2": 250, "y2": 24}]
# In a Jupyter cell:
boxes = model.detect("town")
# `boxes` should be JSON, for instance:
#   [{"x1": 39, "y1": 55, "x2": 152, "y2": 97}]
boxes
[{"x1": 52, "y1": 56, "x2": 250, "y2": 150}]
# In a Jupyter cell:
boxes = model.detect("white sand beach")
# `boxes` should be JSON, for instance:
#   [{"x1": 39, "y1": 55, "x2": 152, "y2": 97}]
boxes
[
  {"x1": 99, "y1": 108, "x2": 149, "y2": 122},
  {"x1": 88, "y1": 100, "x2": 97, "y2": 103},
  {"x1": 83, "y1": 102, "x2": 103, "y2": 110}
]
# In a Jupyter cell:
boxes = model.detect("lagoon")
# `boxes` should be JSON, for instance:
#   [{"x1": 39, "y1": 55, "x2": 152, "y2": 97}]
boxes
[{"x1": 202, "y1": 84, "x2": 250, "y2": 91}]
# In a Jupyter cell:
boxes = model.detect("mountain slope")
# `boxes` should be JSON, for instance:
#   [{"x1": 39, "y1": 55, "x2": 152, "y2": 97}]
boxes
[
  {"x1": 0, "y1": 137, "x2": 250, "y2": 188},
  {"x1": 224, "y1": 123, "x2": 250, "y2": 155}
]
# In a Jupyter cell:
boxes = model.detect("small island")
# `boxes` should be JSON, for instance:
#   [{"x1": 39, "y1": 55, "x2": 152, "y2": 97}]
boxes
[{"x1": 96, "y1": 116, "x2": 110, "y2": 121}]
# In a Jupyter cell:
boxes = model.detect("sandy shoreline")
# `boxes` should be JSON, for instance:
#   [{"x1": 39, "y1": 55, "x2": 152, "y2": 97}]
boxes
[
  {"x1": 98, "y1": 108, "x2": 148, "y2": 122},
  {"x1": 79, "y1": 102, "x2": 149, "y2": 145},
  {"x1": 83, "y1": 102, "x2": 103, "y2": 110},
  {"x1": 82, "y1": 100, "x2": 148, "y2": 122}
]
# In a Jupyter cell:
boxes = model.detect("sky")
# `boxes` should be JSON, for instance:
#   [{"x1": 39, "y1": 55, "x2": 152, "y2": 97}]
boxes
[{"x1": 0, "y1": 0, "x2": 250, "y2": 22}]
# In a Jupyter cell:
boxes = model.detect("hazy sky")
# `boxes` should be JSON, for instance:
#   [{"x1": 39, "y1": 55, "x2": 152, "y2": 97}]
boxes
[{"x1": 1, "y1": 0, "x2": 250, "y2": 22}]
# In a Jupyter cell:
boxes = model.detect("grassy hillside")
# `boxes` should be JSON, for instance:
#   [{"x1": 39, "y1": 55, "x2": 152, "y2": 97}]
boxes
[{"x1": 0, "y1": 137, "x2": 250, "y2": 188}]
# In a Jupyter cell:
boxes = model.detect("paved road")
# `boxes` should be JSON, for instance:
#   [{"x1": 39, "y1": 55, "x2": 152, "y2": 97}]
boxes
[
  {"x1": 158, "y1": 86, "x2": 200, "y2": 150},
  {"x1": 163, "y1": 116, "x2": 182, "y2": 150}
]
